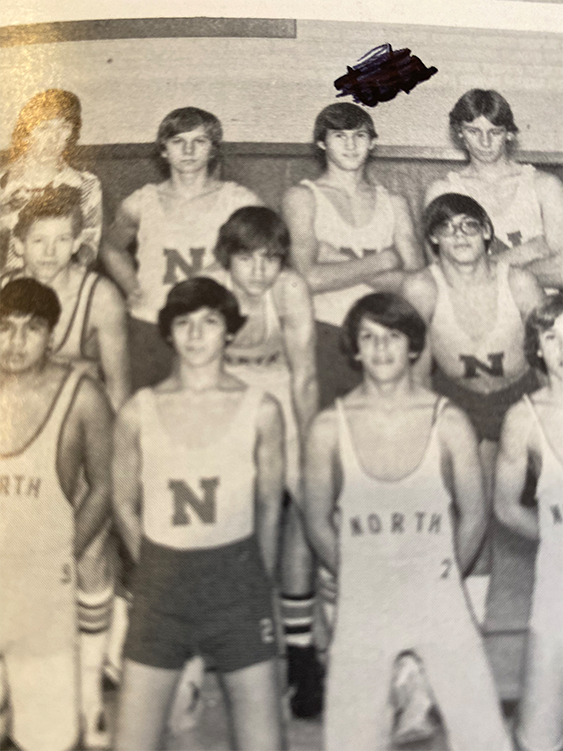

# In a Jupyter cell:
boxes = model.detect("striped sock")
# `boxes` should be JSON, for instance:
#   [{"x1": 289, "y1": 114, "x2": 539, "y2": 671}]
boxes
[
  {"x1": 281, "y1": 593, "x2": 315, "y2": 648},
  {"x1": 77, "y1": 586, "x2": 114, "y2": 633}
]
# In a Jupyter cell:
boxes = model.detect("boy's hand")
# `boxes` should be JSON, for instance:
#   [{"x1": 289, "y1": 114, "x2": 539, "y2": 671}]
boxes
[{"x1": 318, "y1": 566, "x2": 338, "y2": 604}]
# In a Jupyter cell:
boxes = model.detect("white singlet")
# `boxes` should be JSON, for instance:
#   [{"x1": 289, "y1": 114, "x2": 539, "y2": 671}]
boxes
[
  {"x1": 129, "y1": 181, "x2": 260, "y2": 323},
  {"x1": 138, "y1": 385, "x2": 264, "y2": 550},
  {"x1": 516, "y1": 396, "x2": 563, "y2": 751},
  {"x1": 444, "y1": 165, "x2": 544, "y2": 250},
  {"x1": 0, "y1": 368, "x2": 81, "y2": 751},
  {"x1": 205, "y1": 268, "x2": 299, "y2": 499},
  {"x1": 429, "y1": 261, "x2": 527, "y2": 391},
  {"x1": 325, "y1": 398, "x2": 511, "y2": 751},
  {"x1": 300, "y1": 179, "x2": 396, "y2": 326}
]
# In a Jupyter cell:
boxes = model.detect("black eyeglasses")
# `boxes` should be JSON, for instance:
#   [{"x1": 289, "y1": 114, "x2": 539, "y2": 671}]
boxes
[{"x1": 434, "y1": 219, "x2": 483, "y2": 238}]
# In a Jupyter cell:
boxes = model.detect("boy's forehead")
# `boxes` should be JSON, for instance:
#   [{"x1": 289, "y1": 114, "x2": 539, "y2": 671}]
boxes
[
  {"x1": 0, "y1": 311, "x2": 48, "y2": 326},
  {"x1": 327, "y1": 126, "x2": 371, "y2": 135},
  {"x1": 358, "y1": 316, "x2": 396, "y2": 334},
  {"x1": 167, "y1": 125, "x2": 209, "y2": 140},
  {"x1": 27, "y1": 215, "x2": 73, "y2": 232}
]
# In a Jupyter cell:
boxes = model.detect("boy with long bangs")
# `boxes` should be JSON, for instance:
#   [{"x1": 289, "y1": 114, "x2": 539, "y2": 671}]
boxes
[
  {"x1": 304, "y1": 291, "x2": 511, "y2": 751},
  {"x1": 101, "y1": 106, "x2": 261, "y2": 391},
  {"x1": 0, "y1": 278, "x2": 113, "y2": 751},
  {"x1": 282, "y1": 101, "x2": 424, "y2": 410},
  {"x1": 113, "y1": 277, "x2": 285, "y2": 751},
  {"x1": 7, "y1": 183, "x2": 131, "y2": 747},
  {"x1": 495, "y1": 294, "x2": 563, "y2": 751},
  {"x1": 202, "y1": 205, "x2": 321, "y2": 717}
]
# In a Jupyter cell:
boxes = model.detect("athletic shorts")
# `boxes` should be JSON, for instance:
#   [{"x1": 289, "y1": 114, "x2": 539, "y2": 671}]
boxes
[
  {"x1": 125, "y1": 535, "x2": 277, "y2": 673},
  {"x1": 432, "y1": 367, "x2": 540, "y2": 442},
  {"x1": 1, "y1": 553, "x2": 80, "y2": 751}
]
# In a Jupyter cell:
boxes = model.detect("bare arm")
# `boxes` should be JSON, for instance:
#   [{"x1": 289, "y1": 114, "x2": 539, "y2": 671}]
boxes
[
  {"x1": 520, "y1": 172, "x2": 563, "y2": 289},
  {"x1": 439, "y1": 404, "x2": 487, "y2": 574},
  {"x1": 401, "y1": 269, "x2": 437, "y2": 388},
  {"x1": 71, "y1": 379, "x2": 114, "y2": 560},
  {"x1": 99, "y1": 193, "x2": 141, "y2": 303},
  {"x1": 90, "y1": 277, "x2": 132, "y2": 411},
  {"x1": 303, "y1": 410, "x2": 340, "y2": 576},
  {"x1": 276, "y1": 270, "x2": 318, "y2": 445},
  {"x1": 255, "y1": 394, "x2": 285, "y2": 578},
  {"x1": 508, "y1": 265, "x2": 546, "y2": 321},
  {"x1": 282, "y1": 184, "x2": 401, "y2": 294},
  {"x1": 112, "y1": 396, "x2": 143, "y2": 563},
  {"x1": 494, "y1": 401, "x2": 539, "y2": 540}
]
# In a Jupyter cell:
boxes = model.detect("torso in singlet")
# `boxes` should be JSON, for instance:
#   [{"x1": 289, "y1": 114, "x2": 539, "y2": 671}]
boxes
[
  {"x1": 429, "y1": 261, "x2": 528, "y2": 393},
  {"x1": 138, "y1": 384, "x2": 264, "y2": 551},
  {"x1": 445, "y1": 165, "x2": 544, "y2": 249},
  {"x1": 300, "y1": 179, "x2": 396, "y2": 326}
]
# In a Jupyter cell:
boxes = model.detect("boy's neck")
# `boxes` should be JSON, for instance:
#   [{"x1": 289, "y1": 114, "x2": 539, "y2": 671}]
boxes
[
  {"x1": 465, "y1": 154, "x2": 514, "y2": 181},
  {"x1": 168, "y1": 357, "x2": 225, "y2": 393},
  {"x1": 359, "y1": 369, "x2": 416, "y2": 405},
  {"x1": 0, "y1": 357, "x2": 52, "y2": 391},
  {"x1": 439, "y1": 254, "x2": 492, "y2": 286},
  {"x1": 323, "y1": 161, "x2": 370, "y2": 193},
  {"x1": 168, "y1": 169, "x2": 215, "y2": 196}
]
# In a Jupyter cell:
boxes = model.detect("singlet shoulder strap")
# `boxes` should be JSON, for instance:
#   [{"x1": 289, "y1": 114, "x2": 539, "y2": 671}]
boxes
[
  {"x1": 335, "y1": 399, "x2": 363, "y2": 476},
  {"x1": 53, "y1": 270, "x2": 94, "y2": 354},
  {"x1": 79, "y1": 273, "x2": 101, "y2": 356}
]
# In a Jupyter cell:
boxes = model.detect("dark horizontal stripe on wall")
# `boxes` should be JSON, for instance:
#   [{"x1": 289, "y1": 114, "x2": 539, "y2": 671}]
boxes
[
  {"x1": 2, "y1": 143, "x2": 560, "y2": 165},
  {"x1": 0, "y1": 17, "x2": 296, "y2": 48}
]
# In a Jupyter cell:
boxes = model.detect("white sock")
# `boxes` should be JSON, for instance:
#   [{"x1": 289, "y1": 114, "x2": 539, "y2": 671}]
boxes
[
  {"x1": 79, "y1": 630, "x2": 107, "y2": 731},
  {"x1": 105, "y1": 594, "x2": 130, "y2": 679}
]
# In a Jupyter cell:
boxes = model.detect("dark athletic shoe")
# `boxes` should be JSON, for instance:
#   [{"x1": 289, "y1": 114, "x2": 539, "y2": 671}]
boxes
[{"x1": 286, "y1": 645, "x2": 324, "y2": 719}]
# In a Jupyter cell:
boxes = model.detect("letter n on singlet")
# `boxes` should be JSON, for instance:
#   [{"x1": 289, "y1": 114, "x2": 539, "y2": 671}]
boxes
[
  {"x1": 551, "y1": 505, "x2": 563, "y2": 525},
  {"x1": 162, "y1": 248, "x2": 206, "y2": 284},
  {"x1": 169, "y1": 478, "x2": 219, "y2": 525},
  {"x1": 459, "y1": 352, "x2": 504, "y2": 379}
]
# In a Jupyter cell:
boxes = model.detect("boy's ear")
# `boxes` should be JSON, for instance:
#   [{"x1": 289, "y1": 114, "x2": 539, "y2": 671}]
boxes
[
  {"x1": 316, "y1": 140, "x2": 326, "y2": 151},
  {"x1": 12, "y1": 237, "x2": 25, "y2": 258}
]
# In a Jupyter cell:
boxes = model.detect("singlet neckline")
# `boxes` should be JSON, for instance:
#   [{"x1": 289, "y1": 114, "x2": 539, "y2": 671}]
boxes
[
  {"x1": 525, "y1": 394, "x2": 563, "y2": 470},
  {"x1": 146, "y1": 384, "x2": 258, "y2": 452},
  {"x1": 448, "y1": 165, "x2": 531, "y2": 219},
  {"x1": 152, "y1": 180, "x2": 227, "y2": 215},
  {"x1": 303, "y1": 178, "x2": 384, "y2": 232},
  {"x1": 337, "y1": 397, "x2": 443, "y2": 484},
  {"x1": 430, "y1": 262, "x2": 504, "y2": 345},
  {"x1": 227, "y1": 282, "x2": 279, "y2": 352},
  {"x1": 52, "y1": 268, "x2": 92, "y2": 354},
  {"x1": 0, "y1": 366, "x2": 74, "y2": 458}
]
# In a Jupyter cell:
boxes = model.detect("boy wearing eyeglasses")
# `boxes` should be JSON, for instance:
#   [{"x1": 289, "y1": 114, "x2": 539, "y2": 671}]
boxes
[{"x1": 403, "y1": 192, "x2": 545, "y2": 617}]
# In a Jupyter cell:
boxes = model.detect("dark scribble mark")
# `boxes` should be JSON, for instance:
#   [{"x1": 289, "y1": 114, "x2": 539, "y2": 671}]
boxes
[{"x1": 334, "y1": 43, "x2": 438, "y2": 107}]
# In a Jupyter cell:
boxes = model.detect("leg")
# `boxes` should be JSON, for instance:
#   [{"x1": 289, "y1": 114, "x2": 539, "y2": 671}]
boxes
[
  {"x1": 77, "y1": 521, "x2": 115, "y2": 748},
  {"x1": 464, "y1": 438, "x2": 497, "y2": 619},
  {"x1": 517, "y1": 630, "x2": 563, "y2": 751},
  {"x1": 279, "y1": 500, "x2": 323, "y2": 718},
  {"x1": 115, "y1": 659, "x2": 180, "y2": 751},
  {"x1": 220, "y1": 659, "x2": 285, "y2": 751}
]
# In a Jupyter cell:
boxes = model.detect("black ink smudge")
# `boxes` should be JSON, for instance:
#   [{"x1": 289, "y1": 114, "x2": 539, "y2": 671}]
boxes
[{"x1": 334, "y1": 44, "x2": 438, "y2": 107}]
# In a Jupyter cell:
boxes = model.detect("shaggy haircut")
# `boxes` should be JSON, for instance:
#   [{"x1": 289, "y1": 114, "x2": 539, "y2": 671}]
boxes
[
  {"x1": 313, "y1": 102, "x2": 377, "y2": 165},
  {"x1": 0, "y1": 278, "x2": 61, "y2": 330},
  {"x1": 423, "y1": 193, "x2": 494, "y2": 256},
  {"x1": 13, "y1": 185, "x2": 83, "y2": 242},
  {"x1": 156, "y1": 107, "x2": 223, "y2": 174},
  {"x1": 449, "y1": 89, "x2": 518, "y2": 151},
  {"x1": 525, "y1": 293, "x2": 563, "y2": 374},
  {"x1": 341, "y1": 292, "x2": 426, "y2": 369},
  {"x1": 214, "y1": 207, "x2": 290, "y2": 269},
  {"x1": 158, "y1": 277, "x2": 247, "y2": 342}
]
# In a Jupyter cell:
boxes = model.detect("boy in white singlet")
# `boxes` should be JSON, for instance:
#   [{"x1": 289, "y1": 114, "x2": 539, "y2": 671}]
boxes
[
  {"x1": 101, "y1": 107, "x2": 261, "y2": 392},
  {"x1": 202, "y1": 206, "x2": 321, "y2": 717},
  {"x1": 426, "y1": 89, "x2": 563, "y2": 290},
  {"x1": 0, "y1": 279, "x2": 113, "y2": 751},
  {"x1": 113, "y1": 277, "x2": 285, "y2": 751},
  {"x1": 304, "y1": 292, "x2": 512, "y2": 751},
  {"x1": 403, "y1": 192, "x2": 545, "y2": 618},
  {"x1": 495, "y1": 293, "x2": 563, "y2": 751},
  {"x1": 7, "y1": 184, "x2": 131, "y2": 747},
  {"x1": 282, "y1": 102, "x2": 424, "y2": 411}
]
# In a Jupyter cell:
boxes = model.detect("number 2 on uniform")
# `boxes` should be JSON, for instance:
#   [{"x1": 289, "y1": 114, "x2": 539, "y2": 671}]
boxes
[{"x1": 440, "y1": 558, "x2": 452, "y2": 579}]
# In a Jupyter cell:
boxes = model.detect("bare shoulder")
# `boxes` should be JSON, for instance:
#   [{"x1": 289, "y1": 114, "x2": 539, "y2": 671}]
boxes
[
  {"x1": 401, "y1": 266, "x2": 437, "y2": 318},
  {"x1": 282, "y1": 182, "x2": 316, "y2": 214},
  {"x1": 309, "y1": 406, "x2": 338, "y2": 445},
  {"x1": 72, "y1": 375, "x2": 112, "y2": 419},
  {"x1": 507, "y1": 263, "x2": 544, "y2": 307},
  {"x1": 116, "y1": 390, "x2": 143, "y2": 429},
  {"x1": 436, "y1": 401, "x2": 478, "y2": 450},
  {"x1": 387, "y1": 191, "x2": 410, "y2": 213},
  {"x1": 92, "y1": 275, "x2": 127, "y2": 311},
  {"x1": 274, "y1": 267, "x2": 310, "y2": 303},
  {"x1": 534, "y1": 168, "x2": 563, "y2": 198}
]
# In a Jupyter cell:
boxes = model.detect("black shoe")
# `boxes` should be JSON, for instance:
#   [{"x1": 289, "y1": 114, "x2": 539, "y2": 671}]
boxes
[{"x1": 286, "y1": 645, "x2": 324, "y2": 719}]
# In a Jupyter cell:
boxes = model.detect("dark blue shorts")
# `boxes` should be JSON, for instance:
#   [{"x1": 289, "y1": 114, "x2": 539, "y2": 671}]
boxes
[{"x1": 124, "y1": 536, "x2": 277, "y2": 673}]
